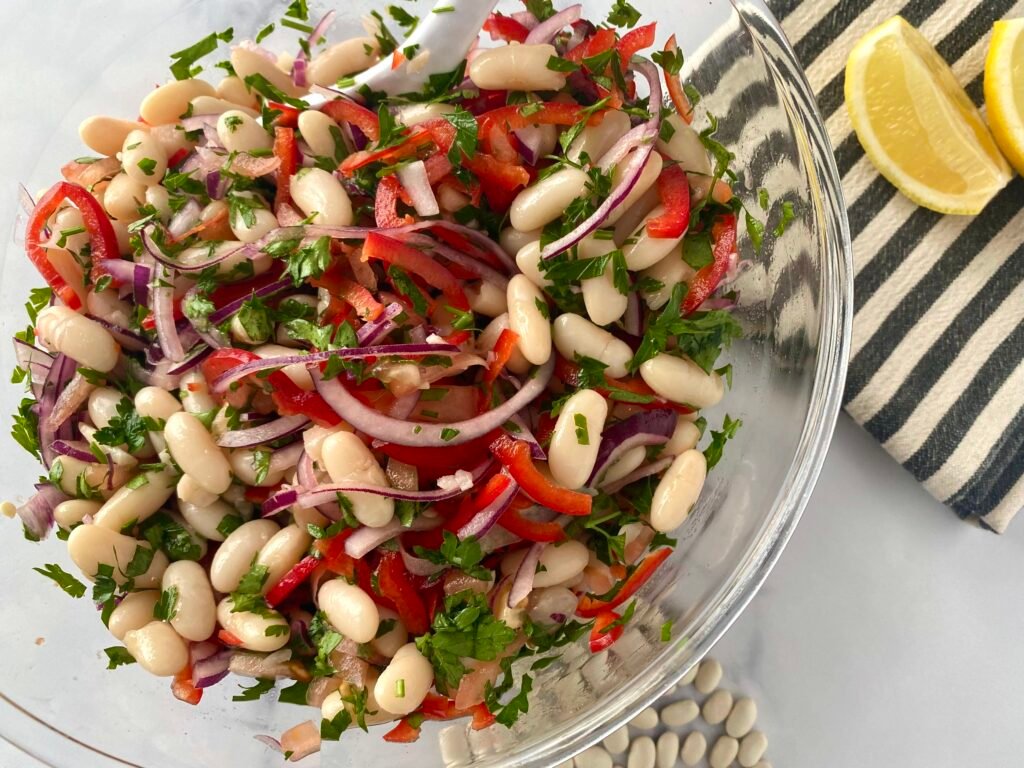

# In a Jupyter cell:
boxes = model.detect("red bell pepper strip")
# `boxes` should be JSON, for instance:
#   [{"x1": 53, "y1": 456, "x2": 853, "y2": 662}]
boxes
[
  {"x1": 218, "y1": 629, "x2": 244, "y2": 647},
  {"x1": 565, "y1": 27, "x2": 617, "y2": 64},
  {"x1": 616, "y1": 22, "x2": 657, "y2": 69},
  {"x1": 171, "y1": 666, "x2": 203, "y2": 705},
  {"x1": 377, "y1": 551, "x2": 430, "y2": 635},
  {"x1": 681, "y1": 214, "x2": 737, "y2": 315},
  {"x1": 489, "y1": 435, "x2": 592, "y2": 516},
  {"x1": 589, "y1": 609, "x2": 624, "y2": 653},
  {"x1": 662, "y1": 35, "x2": 693, "y2": 124},
  {"x1": 311, "y1": 259, "x2": 386, "y2": 322},
  {"x1": 167, "y1": 147, "x2": 190, "y2": 169},
  {"x1": 463, "y1": 153, "x2": 531, "y2": 212},
  {"x1": 483, "y1": 12, "x2": 530, "y2": 43},
  {"x1": 338, "y1": 128, "x2": 433, "y2": 176},
  {"x1": 498, "y1": 503, "x2": 566, "y2": 543},
  {"x1": 273, "y1": 126, "x2": 298, "y2": 213},
  {"x1": 576, "y1": 548, "x2": 672, "y2": 618},
  {"x1": 471, "y1": 703, "x2": 497, "y2": 730},
  {"x1": 485, "y1": 329, "x2": 520, "y2": 383},
  {"x1": 363, "y1": 232, "x2": 470, "y2": 311},
  {"x1": 321, "y1": 98, "x2": 381, "y2": 142},
  {"x1": 646, "y1": 164, "x2": 691, "y2": 238},
  {"x1": 267, "y1": 101, "x2": 301, "y2": 128},
  {"x1": 265, "y1": 555, "x2": 320, "y2": 608},
  {"x1": 476, "y1": 103, "x2": 597, "y2": 147},
  {"x1": 375, "y1": 174, "x2": 414, "y2": 228},
  {"x1": 383, "y1": 718, "x2": 422, "y2": 743}
]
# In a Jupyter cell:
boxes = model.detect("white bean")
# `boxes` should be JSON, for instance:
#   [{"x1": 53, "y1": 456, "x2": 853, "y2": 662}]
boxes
[
  {"x1": 108, "y1": 590, "x2": 160, "y2": 641},
  {"x1": 216, "y1": 110, "x2": 273, "y2": 153},
  {"x1": 665, "y1": 417, "x2": 701, "y2": 455},
  {"x1": 145, "y1": 186, "x2": 172, "y2": 223},
  {"x1": 477, "y1": 314, "x2": 531, "y2": 375},
  {"x1": 67, "y1": 524, "x2": 167, "y2": 587},
  {"x1": 35, "y1": 306, "x2": 120, "y2": 372},
  {"x1": 308, "y1": 37, "x2": 380, "y2": 86},
  {"x1": 54, "y1": 499, "x2": 101, "y2": 528},
  {"x1": 371, "y1": 609, "x2": 407, "y2": 659},
  {"x1": 679, "y1": 663, "x2": 699, "y2": 686},
  {"x1": 657, "y1": 114, "x2": 714, "y2": 201},
  {"x1": 548, "y1": 389, "x2": 607, "y2": 489},
  {"x1": 256, "y1": 524, "x2": 312, "y2": 593},
  {"x1": 135, "y1": 386, "x2": 182, "y2": 422},
  {"x1": 44, "y1": 249, "x2": 87, "y2": 308},
  {"x1": 466, "y1": 281, "x2": 507, "y2": 317},
  {"x1": 703, "y1": 689, "x2": 733, "y2": 725},
  {"x1": 469, "y1": 43, "x2": 566, "y2": 92},
  {"x1": 121, "y1": 129, "x2": 168, "y2": 186},
  {"x1": 622, "y1": 206, "x2": 687, "y2": 270},
  {"x1": 628, "y1": 735, "x2": 656, "y2": 768},
  {"x1": 738, "y1": 732, "x2": 767, "y2": 768},
  {"x1": 639, "y1": 250, "x2": 696, "y2": 310},
  {"x1": 318, "y1": 579, "x2": 380, "y2": 643},
  {"x1": 576, "y1": 746, "x2": 613, "y2": 768},
  {"x1": 631, "y1": 706, "x2": 659, "y2": 730},
  {"x1": 656, "y1": 732, "x2": 680, "y2": 768},
  {"x1": 579, "y1": 235, "x2": 628, "y2": 326},
  {"x1": 602, "y1": 725, "x2": 630, "y2": 755},
  {"x1": 49, "y1": 455, "x2": 117, "y2": 498},
  {"x1": 514, "y1": 240, "x2": 549, "y2": 288},
  {"x1": 80, "y1": 116, "x2": 147, "y2": 157},
  {"x1": 534, "y1": 540, "x2": 589, "y2": 587},
  {"x1": 298, "y1": 110, "x2": 342, "y2": 158},
  {"x1": 209, "y1": 519, "x2": 280, "y2": 593},
  {"x1": 253, "y1": 344, "x2": 315, "y2": 390},
  {"x1": 568, "y1": 110, "x2": 631, "y2": 163},
  {"x1": 231, "y1": 46, "x2": 305, "y2": 98},
  {"x1": 177, "y1": 371, "x2": 215, "y2": 417},
  {"x1": 53, "y1": 208, "x2": 90, "y2": 254},
  {"x1": 506, "y1": 275, "x2": 551, "y2": 366},
  {"x1": 93, "y1": 465, "x2": 177, "y2": 531},
  {"x1": 88, "y1": 387, "x2": 124, "y2": 429},
  {"x1": 600, "y1": 445, "x2": 646, "y2": 486},
  {"x1": 650, "y1": 449, "x2": 706, "y2": 533},
  {"x1": 695, "y1": 658, "x2": 723, "y2": 694},
  {"x1": 140, "y1": 79, "x2": 215, "y2": 125},
  {"x1": 726, "y1": 697, "x2": 758, "y2": 738},
  {"x1": 374, "y1": 643, "x2": 433, "y2": 715},
  {"x1": 230, "y1": 203, "x2": 277, "y2": 243},
  {"x1": 526, "y1": 586, "x2": 579, "y2": 626},
  {"x1": 164, "y1": 411, "x2": 232, "y2": 495},
  {"x1": 216, "y1": 75, "x2": 259, "y2": 109},
  {"x1": 320, "y1": 431, "x2": 394, "y2": 527},
  {"x1": 660, "y1": 698, "x2": 699, "y2": 728},
  {"x1": 229, "y1": 447, "x2": 286, "y2": 488},
  {"x1": 640, "y1": 355, "x2": 724, "y2": 409},
  {"x1": 290, "y1": 168, "x2": 354, "y2": 226},
  {"x1": 709, "y1": 736, "x2": 739, "y2": 768},
  {"x1": 123, "y1": 621, "x2": 189, "y2": 676},
  {"x1": 510, "y1": 167, "x2": 589, "y2": 232},
  {"x1": 499, "y1": 225, "x2": 541, "y2": 258},
  {"x1": 552, "y1": 313, "x2": 632, "y2": 379},
  {"x1": 190, "y1": 95, "x2": 259, "y2": 118},
  {"x1": 179, "y1": 498, "x2": 238, "y2": 541},
  {"x1": 176, "y1": 475, "x2": 215, "y2": 510},
  {"x1": 162, "y1": 560, "x2": 216, "y2": 642},
  {"x1": 103, "y1": 172, "x2": 147, "y2": 222},
  {"x1": 216, "y1": 597, "x2": 290, "y2": 652},
  {"x1": 395, "y1": 101, "x2": 455, "y2": 127},
  {"x1": 681, "y1": 732, "x2": 707, "y2": 767},
  {"x1": 606, "y1": 150, "x2": 663, "y2": 225}
]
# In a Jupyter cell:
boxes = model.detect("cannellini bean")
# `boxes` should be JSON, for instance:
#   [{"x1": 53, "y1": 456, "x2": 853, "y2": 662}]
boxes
[
  {"x1": 229, "y1": 448, "x2": 287, "y2": 488},
  {"x1": 514, "y1": 240, "x2": 549, "y2": 288},
  {"x1": 709, "y1": 736, "x2": 739, "y2": 768},
  {"x1": 526, "y1": 586, "x2": 579, "y2": 626},
  {"x1": 576, "y1": 746, "x2": 613, "y2": 768},
  {"x1": 190, "y1": 95, "x2": 258, "y2": 117},
  {"x1": 102, "y1": 172, "x2": 147, "y2": 222},
  {"x1": 477, "y1": 314, "x2": 531, "y2": 375},
  {"x1": 639, "y1": 249, "x2": 696, "y2": 310},
  {"x1": 107, "y1": 590, "x2": 160, "y2": 641},
  {"x1": 175, "y1": 476, "x2": 216, "y2": 509},
  {"x1": 679, "y1": 662, "x2": 699, "y2": 686},
  {"x1": 661, "y1": 698, "x2": 699, "y2": 727},
  {"x1": 179, "y1": 498, "x2": 238, "y2": 542},
  {"x1": 252, "y1": 344, "x2": 315, "y2": 390},
  {"x1": 164, "y1": 412, "x2": 232, "y2": 495},
  {"x1": 567, "y1": 109, "x2": 631, "y2": 163},
  {"x1": 209, "y1": 519, "x2": 279, "y2": 592},
  {"x1": 726, "y1": 697, "x2": 758, "y2": 738},
  {"x1": 657, "y1": 114, "x2": 714, "y2": 201},
  {"x1": 121, "y1": 129, "x2": 168, "y2": 186},
  {"x1": 469, "y1": 43, "x2": 566, "y2": 92},
  {"x1": 109, "y1": 220, "x2": 132, "y2": 255},
  {"x1": 650, "y1": 449, "x2": 706, "y2": 532},
  {"x1": 290, "y1": 168, "x2": 353, "y2": 226},
  {"x1": 216, "y1": 75, "x2": 259, "y2": 109},
  {"x1": 510, "y1": 167, "x2": 589, "y2": 232},
  {"x1": 529, "y1": 540, "x2": 589, "y2": 587},
  {"x1": 640, "y1": 355, "x2": 724, "y2": 408},
  {"x1": 231, "y1": 46, "x2": 305, "y2": 98},
  {"x1": 123, "y1": 621, "x2": 189, "y2": 676},
  {"x1": 79, "y1": 116, "x2": 147, "y2": 157},
  {"x1": 162, "y1": 560, "x2": 216, "y2": 642},
  {"x1": 606, "y1": 150, "x2": 663, "y2": 225},
  {"x1": 466, "y1": 281, "x2": 507, "y2": 317},
  {"x1": 320, "y1": 431, "x2": 394, "y2": 527},
  {"x1": 229, "y1": 204, "x2": 277, "y2": 243},
  {"x1": 695, "y1": 657, "x2": 723, "y2": 693},
  {"x1": 256, "y1": 524, "x2": 312, "y2": 593},
  {"x1": 195, "y1": 200, "x2": 234, "y2": 242},
  {"x1": 374, "y1": 643, "x2": 433, "y2": 715},
  {"x1": 216, "y1": 110, "x2": 273, "y2": 153},
  {"x1": 506, "y1": 275, "x2": 551, "y2": 366},
  {"x1": 666, "y1": 417, "x2": 701, "y2": 455},
  {"x1": 93, "y1": 465, "x2": 177, "y2": 530},
  {"x1": 703, "y1": 689, "x2": 733, "y2": 725},
  {"x1": 53, "y1": 208, "x2": 90, "y2": 254},
  {"x1": 145, "y1": 186, "x2": 172, "y2": 223},
  {"x1": 602, "y1": 725, "x2": 630, "y2": 755},
  {"x1": 738, "y1": 732, "x2": 768, "y2": 767},
  {"x1": 548, "y1": 389, "x2": 607, "y2": 489},
  {"x1": 631, "y1": 706, "x2": 659, "y2": 730},
  {"x1": 499, "y1": 225, "x2": 541, "y2": 258},
  {"x1": 656, "y1": 732, "x2": 680, "y2": 768},
  {"x1": 622, "y1": 206, "x2": 687, "y2": 270},
  {"x1": 35, "y1": 306, "x2": 120, "y2": 372},
  {"x1": 67, "y1": 524, "x2": 167, "y2": 587},
  {"x1": 435, "y1": 184, "x2": 468, "y2": 213},
  {"x1": 600, "y1": 445, "x2": 646, "y2": 486},
  {"x1": 49, "y1": 455, "x2": 116, "y2": 498},
  {"x1": 371, "y1": 608, "x2": 408, "y2": 658},
  {"x1": 140, "y1": 79, "x2": 215, "y2": 125},
  {"x1": 298, "y1": 110, "x2": 343, "y2": 158},
  {"x1": 54, "y1": 499, "x2": 101, "y2": 528},
  {"x1": 216, "y1": 597, "x2": 290, "y2": 652},
  {"x1": 302, "y1": 424, "x2": 349, "y2": 466},
  {"x1": 681, "y1": 731, "x2": 707, "y2": 766},
  {"x1": 628, "y1": 735, "x2": 656, "y2": 768},
  {"x1": 552, "y1": 313, "x2": 632, "y2": 379},
  {"x1": 579, "y1": 235, "x2": 628, "y2": 326},
  {"x1": 135, "y1": 386, "x2": 182, "y2": 422},
  {"x1": 308, "y1": 37, "x2": 380, "y2": 86},
  {"x1": 178, "y1": 371, "x2": 216, "y2": 416},
  {"x1": 45, "y1": 249, "x2": 88, "y2": 307},
  {"x1": 88, "y1": 387, "x2": 124, "y2": 429},
  {"x1": 396, "y1": 101, "x2": 455, "y2": 127},
  {"x1": 318, "y1": 579, "x2": 380, "y2": 643}
]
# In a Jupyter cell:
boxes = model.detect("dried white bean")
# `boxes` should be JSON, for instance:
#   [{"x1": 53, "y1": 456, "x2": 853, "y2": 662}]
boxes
[
  {"x1": 702, "y1": 689, "x2": 733, "y2": 725},
  {"x1": 657, "y1": 115, "x2": 713, "y2": 202},
  {"x1": 665, "y1": 418, "x2": 701, "y2": 455},
  {"x1": 567, "y1": 110, "x2": 631, "y2": 163},
  {"x1": 650, "y1": 449, "x2": 706, "y2": 532},
  {"x1": 681, "y1": 732, "x2": 706, "y2": 766},
  {"x1": 298, "y1": 110, "x2": 342, "y2": 158},
  {"x1": 216, "y1": 75, "x2": 259, "y2": 109},
  {"x1": 622, "y1": 207, "x2": 686, "y2": 270},
  {"x1": 179, "y1": 498, "x2": 238, "y2": 542},
  {"x1": 640, "y1": 355, "x2": 724, "y2": 409},
  {"x1": 309, "y1": 37, "x2": 380, "y2": 86},
  {"x1": 217, "y1": 110, "x2": 272, "y2": 153},
  {"x1": 256, "y1": 525, "x2": 312, "y2": 593},
  {"x1": 499, "y1": 225, "x2": 541, "y2": 258},
  {"x1": 737, "y1": 732, "x2": 767, "y2": 768},
  {"x1": 656, "y1": 732, "x2": 679, "y2": 768},
  {"x1": 603, "y1": 725, "x2": 630, "y2": 755},
  {"x1": 291, "y1": 168, "x2": 353, "y2": 226},
  {"x1": 709, "y1": 736, "x2": 739, "y2": 768},
  {"x1": 123, "y1": 621, "x2": 189, "y2": 677},
  {"x1": 140, "y1": 79, "x2": 215, "y2": 125},
  {"x1": 252, "y1": 344, "x2": 315, "y2": 390},
  {"x1": 576, "y1": 745, "x2": 613, "y2": 768},
  {"x1": 216, "y1": 596, "x2": 289, "y2": 652},
  {"x1": 79, "y1": 116, "x2": 146, "y2": 157},
  {"x1": 121, "y1": 129, "x2": 167, "y2": 186},
  {"x1": 695, "y1": 658, "x2": 723, "y2": 693},
  {"x1": 374, "y1": 643, "x2": 433, "y2": 715},
  {"x1": 469, "y1": 43, "x2": 566, "y2": 92},
  {"x1": 726, "y1": 697, "x2": 758, "y2": 738},
  {"x1": 552, "y1": 313, "x2": 632, "y2": 379},
  {"x1": 164, "y1": 411, "x2": 232, "y2": 495},
  {"x1": 321, "y1": 431, "x2": 394, "y2": 527},
  {"x1": 639, "y1": 251, "x2": 696, "y2": 310},
  {"x1": 103, "y1": 172, "x2": 147, "y2": 222},
  {"x1": 88, "y1": 387, "x2": 124, "y2": 429},
  {"x1": 515, "y1": 240, "x2": 549, "y2": 288},
  {"x1": 93, "y1": 465, "x2": 177, "y2": 531},
  {"x1": 371, "y1": 608, "x2": 407, "y2": 658},
  {"x1": 506, "y1": 275, "x2": 552, "y2": 366},
  {"x1": 466, "y1": 281, "x2": 507, "y2": 317},
  {"x1": 54, "y1": 499, "x2": 101, "y2": 529},
  {"x1": 628, "y1": 735, "x2": 656, "y2": 768},
  {"x1": 660, "y1": 699, "x2": 699, "y2": 728},
  {"x1": 548, "y1": 389, "x2": 607, "y2": 489},
  {"x1": 162, "y1": 560, "x2": 216, "y2": 642},
  {"x1": 631, "y1": 706, "x2": 659, "y2": 730},
  {"x1": 107, "y1": 590, "x2": 160, "y2": 641},
  {"x1": 319, "y1": 578, "x2": 380, "y2": 643},
  {"x1": 175, "y1": 475, "x2": 215, "y2": 510},
  {"x1": 579, "y1": 235, "x2": 628, "y2": 326},
  {"x1": 229, "y1": 204, "x2": 277, "y2": 244},
  {"x1": 231, "y1": 47, "x2": 305, "y2": 98},
  {"x1": 510, "y1": 167, "x2": 589, "y2": 232},
  {"x1": 600, "y1": 446, "x2": 646, "y2": 486},
  {"x1": 606, "y1": 151, "x2": 663, "y2": 225},
  {"x1": 209, "y1": 519, "x2": 279, "y2": 593},
  {"x1": 679, "y1": 663, "x2": 699, "y2": 686},
  {"x1": 67, "y1": 524, "x2": 167, "y2": 587},
  {"x1": 177, "y1": 370, "x2": 216, "y2": 415},
  {"x1": 36, "y1": 306, "x2": 119, "y2": 372}
]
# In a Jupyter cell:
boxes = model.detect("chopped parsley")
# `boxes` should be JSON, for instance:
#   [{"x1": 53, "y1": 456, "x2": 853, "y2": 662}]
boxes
[
  {"x1": 574, "y1": 413, "x2": 590, "y2": 445},
  {"x1": 233, "y1": 678, "x2": 276, "y2": 702},
  {"x1": 703, "y1": 414, "x2": 741, "y2": 471},
  {"x1": 169, "y1": 27, "x2": 234, "y2": 80},
  {"x1": 441, "y1": 107, "x2": 479, "y2": 164},
  {"x1": 33, "y1": 563, "x2": 86, "y2": 598},
  {"x1": 104, "y1": 646, "x2": 137, "y2": 670},
  {"x1": 413, "y1": 531, "x2": 491, "y2": 581},
  {"x1": 773, "y1": 200, "x2": 796, "y2": 237},
  {"x1": 153, "y1": 586, "x2": 179, "y2": 622},
  {"x1": 92, "y1": 397, "x2": 149, "y2": 453},
  {"x1": 607, "y1": 0, "x2": 641, "y2": 28}
]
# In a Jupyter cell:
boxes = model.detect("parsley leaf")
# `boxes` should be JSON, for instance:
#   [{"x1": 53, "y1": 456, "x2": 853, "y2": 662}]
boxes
[
  {"x1": 413, "y1": 532, "x2": 492, "y2": 581},
  {"x1": 11, "y1": 397, "x2": 40, "y2": 460},
  {"x1": 442, "y1": 107, "x2": 479, "y2": 164},
  {"x1": 233, "y1": 678, "x2": 276, "y2": 702},
  {"x1": 104, "y1": 646, "x2": 137, "y2": 669},
  {"x1": 92, "y1": 398, "x2": 148, "y2": 453},
  {"x1": 281, "y1": 235, "x2": 331, "y2": 285},
  {"x1": 33, "y1": 563, "x2": 86, "y2": 598},
  {"x1": 153, "y1": 586, "x2": 179, "y2": 621},
  {"x1": 703, "y1": 414, "x2": 741, "y2": 470},
  {"x1": 169, "y1": 28, "x2": 234, "y2": 80},
  {"x1": 607, "y1": 0, "x2": 641, "y2": 28},
  {"x1": 773, "y1": 200, "x2": 796, "y2": 237},
  {"x1": 524, "y1": 0, "x2": 556, "y2": 21}
]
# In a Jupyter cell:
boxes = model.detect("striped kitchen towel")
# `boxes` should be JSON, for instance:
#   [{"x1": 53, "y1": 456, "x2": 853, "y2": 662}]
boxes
[{"x1": 766, "y1": 0, "x2": 1024, "y2": 531}]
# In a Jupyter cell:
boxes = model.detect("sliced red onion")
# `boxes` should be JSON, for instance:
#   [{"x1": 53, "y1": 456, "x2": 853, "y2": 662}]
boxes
[
  {"x1": 386, "y1": 457, "x2": 419, "y2": 491},
  {"x1": 524, "y1": 4, "x2": 582, "y2": 44},
  {"x1": 510, "y1": 10, "x2": 539, "y2": 28},
  {"x1": 254, "y1": 735, "x2": 283, "y2": 755},
  {"x1": 541, "y1": 59, "x2": 662, "y2": 260},
  {"x1": 602, "y1": 456, "x2": 674, "y2": 495},
  {"x1": 51, "y1": 440, "x2": 101, "y2": 463},
  {"x1": 85, "y1": 315, "x2": 148, "y2": 352},
  {"x1": 506, "y1": 413, "x2": 546, "y2": 460},
  {"x1": 343, "y1": 515, "x2": 441, "y2": 559},
  {"x1": 167, "y1": 344, "x2": 212, "y2": 376},
  {"x1": 151, "y1": 264, "x2": 184, "y2": 362},
  {"x1": 17, "y1": 484, "x2": 65, "y2": 540},
  {"x1": 18, "y1": 183, "x2": 37, "y2": 217},
  {"x1": 457, "y1": 474, "x2": 518, "y2": 540},
  {"x1": 207, "y1": 277, "x2": 293, "y2": 326},
  {"x1": 400, "y1": 539, "x2": 447, "y2": 577},
  {"x1": 388, "y1": 390, "x2": 421, "y2": 420},
  {"x1": 205, "y1": 169, "x2": 224, "y2": 200},
  {"x1": 478, "y1": 523, "x2": 523, "y2": 554},
  {"x1": 292, "y1": 10, "x2": 335, "y2": 88},
  {"x1": 407, "y1": 237, "x2": 509, "y2": 290},
  {"x1": 193, "y1": 648, "x2": 233, "y2": 688},
  {"x1": 14, "y1": 339, "x2": 54, "y2": 399},
  {"x1": 587, "y1": 409, "x2": 675, "y2": 485},
  {"x1": 270, "y1": 441, "x2": 306, "y2": 474},
  {"x1": 395, "y1": 160, "x2": 439, "y2": 217},
  {"x1": 291, "y1": 56, "x2": 308, "y2": 88},
  {"x1": 312, "y1": 355, "x2": 553, "y2": 448},
  {"x1": 217, "y1": 414, "x2": 309, "y2": 448},
  {"x1": 48, "y1": 371, "x2": 94, "y2": 432},
  {"x1": 563, "y1": 18, "x2": 596, "y2": 52},
  {"x1": 37, "y1": 354, "x2": 76, "y2": 468},
  {"x1": 390, "y1": 221, "x2": 517, "y2": 274},
  {"x1": 92, "y1": 258, "x2": 150, "y2": 293},
  {"x1": 168, "y1": 199, "x2": 202, "y2": 240},
  {"x1": 623, "y1": 291, "x2": 641, "y2": 336},
  {"x1": 142, "y1": 223, "x2": 254, "y2": 274},
  {"x1": 297, "y1": 479, "x2": 475, "y2": 508},
  {"x1": 508, "y1": 542, "x2": 544, "y2": 607},
  {"x1": 513, "y1": 125, "x2": 547, "y2": 165}
]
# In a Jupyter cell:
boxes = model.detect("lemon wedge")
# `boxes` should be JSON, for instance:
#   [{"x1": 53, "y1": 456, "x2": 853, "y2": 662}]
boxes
[
  {"x1": 845, "y1": 16, "x2": 1012, "y2": 215},
  {"x1": 985, "y1": 19, "x2": 1024, "y2": 175}
]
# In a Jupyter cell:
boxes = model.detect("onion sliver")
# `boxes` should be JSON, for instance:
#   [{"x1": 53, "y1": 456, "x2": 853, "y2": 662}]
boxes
[
  {"x1": 217, "y1": 414, "x2": 310, "y2": 448},
  {"x1": 508, "y1": 542, "x2": 544, "y2": 608}
]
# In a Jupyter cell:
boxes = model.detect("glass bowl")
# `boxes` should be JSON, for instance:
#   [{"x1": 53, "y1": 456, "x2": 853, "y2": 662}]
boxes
[{"x1": 0, "y1": 1, "x2": 852, "y2": 766}]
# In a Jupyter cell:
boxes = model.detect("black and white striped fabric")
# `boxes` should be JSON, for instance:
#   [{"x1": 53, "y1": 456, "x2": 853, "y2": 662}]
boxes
[{"x1": 767, "y1": 0, "x2": 1024, "y2": 532}]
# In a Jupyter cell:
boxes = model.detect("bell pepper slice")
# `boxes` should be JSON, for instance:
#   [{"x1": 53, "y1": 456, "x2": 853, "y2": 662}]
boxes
[
  {"x1": 565, "y1": 27, "x2": 617, "y2": 64},
  {"x1": 483, "y1": 12, "x2": 530, "y2": 43},
  {"x1": 321, "y1": 98, "x2": 381, "y2": 142},
  {"x1": 273, "y1": 126, "x2": 298, "y2": 213},
  {"x1": 489, "y1": 435, "x2": 592, "y2": 517},
  {"x1": 661, "y1": 35, "x2": 693, "y2": 123},
  {"x1": 363, "y1": 232, "x2": 469, "y2": 311},
  {"x1": 681, "y1": 213, "x2": 737, "y2": 315},
  {"x1": 265, "y1": 555, "x2": 320, "y2": 608},
  {"x1": 589, "y1": 609, "x2": 624, "y2": 653},
  {"x1": 576, "y1": 548, "x2": 672, "y2": 618},
  {"x1": 646, "y1": 164, "x2": 691, "y2": 238},
  {"x1": 498, "y1": 502, "x2": 566, "y2": 543},
  {"x1": 375, "y1": 174, "x2": 414, "y2": 228},
  {"x1": 217, "y1": 629, "x2": 244, "y2": 647},
  {"x1": 476, "y1": 103, "x2": 595, "y2": 147},
  {"x1": 267, "y1": 101, "x2": 301, "y2": 128},
  {"x1": 377, "y1": 551, "x2": 430, "y2": 636},
  {"x1": 383, "y1": 718, "x2": 422, "y2": 743},
  {"x1": 463, "y1": 152, "x2": 531, "y2": 212},
  {"x1": 484, "y1": 328, "x2": 520, "y2": 383},
  {"x1": 171, "y1": 666, "x2": 203, "y2": 705},
  {"x1": 616, "y1": 22, "x2": 657, "y2": 69}
]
